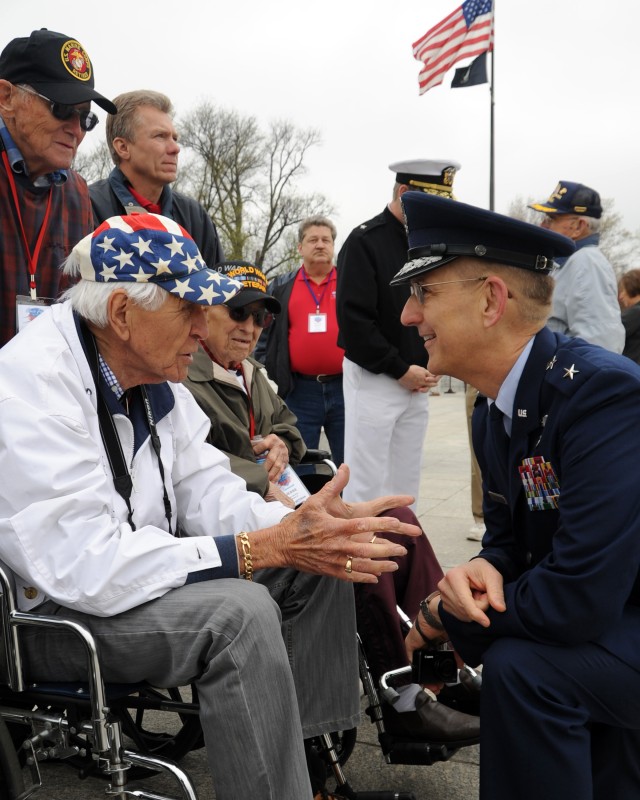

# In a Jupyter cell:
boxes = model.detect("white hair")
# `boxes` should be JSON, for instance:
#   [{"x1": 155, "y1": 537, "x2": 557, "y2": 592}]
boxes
[
  {"x1": 582, "y1": 215, "x2": 601, "y2": 234},
  {"x1": 60, "y1": 253, "x2": 167, "y2": 328}
]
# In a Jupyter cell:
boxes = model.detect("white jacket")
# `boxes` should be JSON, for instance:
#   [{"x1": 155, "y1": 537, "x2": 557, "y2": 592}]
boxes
[{"x1": 0, "y1": 302, "x2": 288, "y2": 616}]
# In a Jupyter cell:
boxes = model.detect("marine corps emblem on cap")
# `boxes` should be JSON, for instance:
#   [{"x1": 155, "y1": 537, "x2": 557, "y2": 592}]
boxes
[{"x1": 61, "y1": 40, "x2": 92, "y2": 81}]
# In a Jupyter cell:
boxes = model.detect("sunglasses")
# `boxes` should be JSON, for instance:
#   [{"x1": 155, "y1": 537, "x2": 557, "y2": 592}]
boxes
[
  {"x1": 226, "y1": 305, "x2": 274, "y2": 329},
  {"x1": 20, "y1": 85, "x2": 99, "y2": 132}
]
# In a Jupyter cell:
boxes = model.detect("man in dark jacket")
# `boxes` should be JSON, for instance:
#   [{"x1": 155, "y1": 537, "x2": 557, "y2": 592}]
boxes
[{"x1": 89, "y1": 90, "x2": 223, "y2": 267}]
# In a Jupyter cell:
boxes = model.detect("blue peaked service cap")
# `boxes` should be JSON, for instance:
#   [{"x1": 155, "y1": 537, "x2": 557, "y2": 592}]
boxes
[{"x1": 390, "y1": 192, "x2": 576, "y2": 286}]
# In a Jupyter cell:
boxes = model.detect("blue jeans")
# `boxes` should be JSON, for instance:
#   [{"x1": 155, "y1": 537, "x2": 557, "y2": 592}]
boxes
[{"x1": 286, "y1": 375, "x2": 345, "y2": 466}]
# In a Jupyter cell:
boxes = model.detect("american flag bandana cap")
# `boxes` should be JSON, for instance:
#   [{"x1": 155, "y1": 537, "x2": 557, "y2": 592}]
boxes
[{"x1": 73, "y1": 213, "x2": 243, "y2": 306}]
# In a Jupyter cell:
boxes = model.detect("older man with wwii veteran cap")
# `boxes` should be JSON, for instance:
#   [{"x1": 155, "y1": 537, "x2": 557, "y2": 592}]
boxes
[
  {"x1": 336, "y1": 159, "x2": 458, "y2": 509},
  {"x1": 184, "y1": 260, "x2": 481, "y2": 746},
  {"x1": 396, "y1": 192, "x2": 640, "y2": 800},
  {"x1": 0, "y1": 213, "x2": 422, "y2": 800},
  {"x1": 528, "y1": 180, "x2": 624, "y2": 352},
  {"x1": 0, "y1": 28, "x2": 116, "y2": 347}
]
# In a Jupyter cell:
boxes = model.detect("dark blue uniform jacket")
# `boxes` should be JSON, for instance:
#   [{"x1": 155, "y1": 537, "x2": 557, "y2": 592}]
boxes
[{"x1": 442, "y1": 326, "x2": 640, "y2": 669}]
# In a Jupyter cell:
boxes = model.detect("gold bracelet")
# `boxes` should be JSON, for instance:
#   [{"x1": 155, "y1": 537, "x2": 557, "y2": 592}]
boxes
[{"x1": 238, "y1": 531, "x2": 253, "y2": 581}]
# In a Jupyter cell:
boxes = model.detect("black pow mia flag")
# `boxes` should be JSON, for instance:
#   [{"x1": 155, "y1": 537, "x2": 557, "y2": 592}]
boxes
[{"x1": 451, "y1": 51, "x2": 488, "y2": 88}]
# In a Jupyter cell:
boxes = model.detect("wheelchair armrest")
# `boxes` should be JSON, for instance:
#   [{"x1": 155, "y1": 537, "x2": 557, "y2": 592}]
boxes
[{"x1": 300, "y1": 448, "x2": 333, "y2": 464}]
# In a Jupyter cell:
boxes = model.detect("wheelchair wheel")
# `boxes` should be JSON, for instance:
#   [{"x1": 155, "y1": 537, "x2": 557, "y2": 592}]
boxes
[
  {"x1": 116, "y1": 683, "x2": 204, "y2": 775},
  {"x1": 0, "y1": 716, "x2": 25, "y2": 800}
]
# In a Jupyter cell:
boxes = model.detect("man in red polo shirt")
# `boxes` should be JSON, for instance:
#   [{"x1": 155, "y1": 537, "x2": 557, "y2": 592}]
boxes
[{"x1": 258, "y1": 215, "x2": 345, "y2": 465}]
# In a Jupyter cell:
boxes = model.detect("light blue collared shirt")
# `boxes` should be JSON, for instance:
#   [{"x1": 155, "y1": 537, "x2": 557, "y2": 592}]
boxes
[{"x1": 490, "y1": 336, "x2": 535, "y2": 436}]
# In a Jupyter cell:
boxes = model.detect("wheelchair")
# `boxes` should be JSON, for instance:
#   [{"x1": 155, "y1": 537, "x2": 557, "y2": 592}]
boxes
[
  {"x1": 298, "y1": 452, "x2": 480, "y2": 800},
  {"x1": 0, "y1": 451, "x2": 479, "y2": 800},
  {"x1": 0, "y1": 558, "x2": 201, "y2": 800}
]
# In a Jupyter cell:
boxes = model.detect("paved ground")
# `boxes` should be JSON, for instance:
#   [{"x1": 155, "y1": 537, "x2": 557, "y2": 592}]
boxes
[{"x1": 30, "y1": 384, "x2": 481, "y2": 800}]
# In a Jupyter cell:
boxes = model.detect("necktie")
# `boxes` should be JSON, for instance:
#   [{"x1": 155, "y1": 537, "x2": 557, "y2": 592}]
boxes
[{"x1": 487, "y1": 402, "x2": 511, "y2": 489}]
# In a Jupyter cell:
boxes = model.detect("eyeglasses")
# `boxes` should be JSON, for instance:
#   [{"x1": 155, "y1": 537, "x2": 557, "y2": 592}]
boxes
[
  {"x1": 226, "y1": 305, "x2": 274, "y2": 329},
  {"x1": 409, "y1": 277, "x2": 487, "y2": 305},
  {"x1": 19, "y1": 85, "x2": 99, "y2": 132}
]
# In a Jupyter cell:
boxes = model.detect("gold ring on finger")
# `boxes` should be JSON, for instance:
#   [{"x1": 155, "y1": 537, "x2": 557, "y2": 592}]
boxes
[{"x1": 345, "y1": 557, "x2": 353, "y2": 574}]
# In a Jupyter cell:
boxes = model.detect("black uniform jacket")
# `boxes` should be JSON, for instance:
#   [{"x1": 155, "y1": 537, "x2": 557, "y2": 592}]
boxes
[{"x1": 336, "y1": 207, "x2": 427, "y2": 378}]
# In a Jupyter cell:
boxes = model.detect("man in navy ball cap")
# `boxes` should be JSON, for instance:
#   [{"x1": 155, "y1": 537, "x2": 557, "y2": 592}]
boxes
[
  {"x1": 0, "y1": 28, "x2": 116, "y2": 346},
  {"x1": 527, "y1": 180, "x2": 624, "y2": 352},
  {"x1": 398, "y1": 192, "x2": 640, "y2": 800}
]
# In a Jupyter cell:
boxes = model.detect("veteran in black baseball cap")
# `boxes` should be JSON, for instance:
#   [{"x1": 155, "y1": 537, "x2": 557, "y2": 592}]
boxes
[
  {"x1": 393, "y1": 192, "x2": 575, "y2": 386},
  {"x1": 0, "y1": 29, "x2": 117, "y2": 347}
]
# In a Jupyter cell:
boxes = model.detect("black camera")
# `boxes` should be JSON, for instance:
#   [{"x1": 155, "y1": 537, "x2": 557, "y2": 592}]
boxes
[{"x1": 412, "y1": 648, "x2": 458, "y2": 683}]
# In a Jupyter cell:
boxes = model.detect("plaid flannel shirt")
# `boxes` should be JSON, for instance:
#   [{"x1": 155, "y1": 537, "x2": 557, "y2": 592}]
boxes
[{"x1": 0, "y1": 117, "x2": 93, "y2": 347}]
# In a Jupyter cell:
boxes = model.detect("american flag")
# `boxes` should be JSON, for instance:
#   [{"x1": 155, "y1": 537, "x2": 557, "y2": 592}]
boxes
[{"x1": 412, "y1": 0, "x2": 493, "y2": 95}]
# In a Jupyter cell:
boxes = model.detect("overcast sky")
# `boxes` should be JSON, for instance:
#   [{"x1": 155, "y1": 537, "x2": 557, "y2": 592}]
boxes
[{"x1": 6, "y1": 1, "x2": 640, "y2": 255}]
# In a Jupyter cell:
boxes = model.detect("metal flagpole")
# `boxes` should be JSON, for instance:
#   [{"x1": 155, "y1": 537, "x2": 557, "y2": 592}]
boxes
[{"x1": 489, "y1": 1, "x2": 495, "y2": 210}]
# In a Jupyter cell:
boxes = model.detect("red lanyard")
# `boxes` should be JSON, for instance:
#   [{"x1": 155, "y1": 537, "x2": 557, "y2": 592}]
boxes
[
  {"x1": 2, "y1": 150, "x2": 54, "y2": 299},
  {"x1": 200, "y1": 341, "x2": 256, "y2": 438}
]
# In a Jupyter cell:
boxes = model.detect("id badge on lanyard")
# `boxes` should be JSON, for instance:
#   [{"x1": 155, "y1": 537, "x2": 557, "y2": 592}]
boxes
[
  {"x1": 308, "y1": 312, "x2": 328, "y2": 333},
  {"x1": 2, "y1": 149, "x2": 55, "y2": 334},
  {"x1": 15, "y1": 295, "x2": 54, "y2": 333}
]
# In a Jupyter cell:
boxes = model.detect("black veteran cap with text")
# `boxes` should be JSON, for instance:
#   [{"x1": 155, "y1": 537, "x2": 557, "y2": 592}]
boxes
[
  {"x1": 215, "y1": 261, "x2": 281, "y2": 314},
  {"x1": 390, "y1": 192, "x2": 576, "y2": 286},
  {"x1": 528, "y1": 181, "x2": 603, "y2": 219},
  {"x1": 0, "y1": 29, "x2": 117, "y2": 114},
  {"x1": 389, "y1": 159, "x2": 461, "y2": 198}
]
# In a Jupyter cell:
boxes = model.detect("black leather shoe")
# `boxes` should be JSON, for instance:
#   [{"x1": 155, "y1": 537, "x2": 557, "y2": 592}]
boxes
[{"x1": 382, "y1": 692, "x2": 480, "y2": 747}]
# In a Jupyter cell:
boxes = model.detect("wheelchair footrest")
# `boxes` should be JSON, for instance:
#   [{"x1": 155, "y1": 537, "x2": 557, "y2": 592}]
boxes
[{"x1": 378, "y1": 732, "x2": 458, "y2": 766}]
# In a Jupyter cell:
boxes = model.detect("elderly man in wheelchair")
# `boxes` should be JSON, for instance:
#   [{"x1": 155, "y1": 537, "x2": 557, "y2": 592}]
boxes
[
  {"x1": 0, "y1": 214, "x2": 424, "y2": 800},
  {"x1": 183, "y1": 261, "x2": 481, "y2": 783}
]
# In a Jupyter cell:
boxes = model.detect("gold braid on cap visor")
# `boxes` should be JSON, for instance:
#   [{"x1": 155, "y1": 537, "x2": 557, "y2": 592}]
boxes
[{"x1": 409, "y1": 179, "x2": 456, "y2": 199}]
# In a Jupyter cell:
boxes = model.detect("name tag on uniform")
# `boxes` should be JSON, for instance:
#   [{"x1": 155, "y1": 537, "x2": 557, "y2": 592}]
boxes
[{"x1": 308, "y1": 313, "x2": 327, "y2": 333}]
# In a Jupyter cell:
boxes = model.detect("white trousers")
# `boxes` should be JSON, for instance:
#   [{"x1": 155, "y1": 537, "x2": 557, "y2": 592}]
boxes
[{"x1": 342, "y1": 358, "x2": 429, "y2": 507}]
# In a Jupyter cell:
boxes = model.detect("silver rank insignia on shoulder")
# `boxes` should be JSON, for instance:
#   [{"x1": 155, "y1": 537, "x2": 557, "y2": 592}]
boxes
[
  {"x1": 563, "y1": 363, "x2": 579, "y2": 380},
  {"x1": 546, "y1": 356, "x2": 557, "y2": 370}
]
